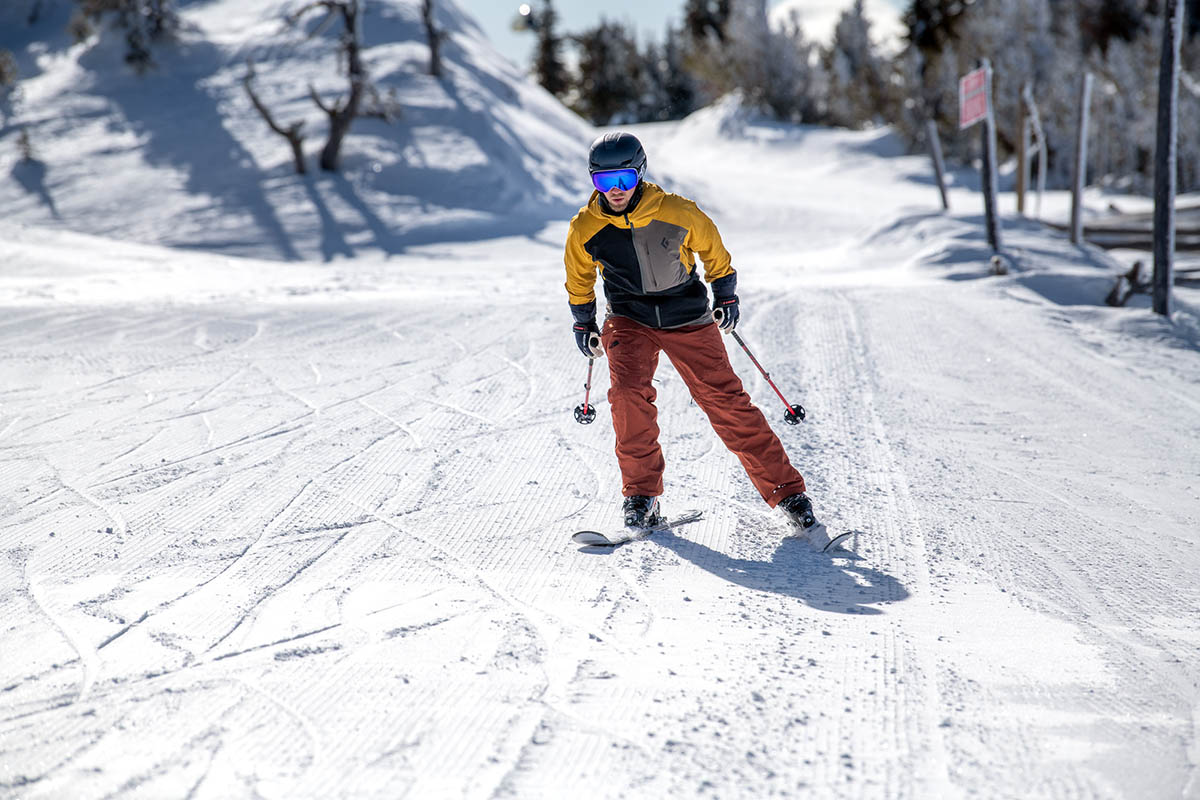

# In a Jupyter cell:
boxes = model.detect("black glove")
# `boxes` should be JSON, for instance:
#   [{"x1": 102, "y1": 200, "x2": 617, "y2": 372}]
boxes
[
  {"x1": 570, "y1": 301, "x2": 604, "y2": 358},
  {"x1": 712, "y1": 273, "x2": 739, "y2": 332}
]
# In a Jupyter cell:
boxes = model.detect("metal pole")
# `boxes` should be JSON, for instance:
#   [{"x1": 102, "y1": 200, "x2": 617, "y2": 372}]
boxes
[
  {"x1": 1153, "y1": 0, "x2": 1185, "y2": 316},
  {"x1": 574, "y1": 358, "x2": 598, "y2": 424},
  {"x1": 713, "y1": 308, "x2": 806, "y2": 425},
  {"x1": 980, "y1": 59, "x2": 1002, "y2": 253},
  {"x1": 926, "y1": 119, "x2": 950, "y2": 211},
  {"x1": 1070, "y1": 72, "x2": 1093, "y2": 245}
]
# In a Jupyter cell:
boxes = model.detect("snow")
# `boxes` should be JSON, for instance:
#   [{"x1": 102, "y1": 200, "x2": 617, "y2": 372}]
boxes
[
  {"x1": 3, "y1": 3, "x2": 1200, "y2": 798},
  {"x1": 0, "y1": 0, "x2": 593, "y2": 261}
]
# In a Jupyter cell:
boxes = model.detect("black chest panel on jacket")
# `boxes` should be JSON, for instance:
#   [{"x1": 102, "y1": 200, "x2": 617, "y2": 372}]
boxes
[{"x1": 583, "y1": 222, "x2": 709, "y2": 329}]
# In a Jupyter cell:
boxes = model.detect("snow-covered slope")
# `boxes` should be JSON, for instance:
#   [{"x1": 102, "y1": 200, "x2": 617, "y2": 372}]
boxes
[
  {"x1": 4, "y1": 82, "x2": 1200, "y2": 798},
  {"x1": 0, "y1": 0, "x2": 592, "y2": 260}
]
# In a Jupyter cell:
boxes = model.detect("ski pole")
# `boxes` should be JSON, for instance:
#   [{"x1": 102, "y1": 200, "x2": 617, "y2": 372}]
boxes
[
  {"x1": 713, "y1": 308, "x2": 806, "y2": 425},
  {"x1": 574, "y1": 357, "x2": 598, "y2": 424}
]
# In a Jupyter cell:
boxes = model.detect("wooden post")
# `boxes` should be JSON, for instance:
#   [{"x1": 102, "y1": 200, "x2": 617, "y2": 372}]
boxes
[
  {"x1": 1153, "y1": 0, "x2": 1185, "y2": 316},
  {"x1": 980, "y1": 59, "x2": 1002, "y2": 253},
  {"x1": 1017, "y1": 82, "x2": 1028, "y2": 215},
  {"x1": 1070, "y1": 72, "x2": 1093, "y2": 245},
  {"x1": 926, "y1": 119, "x2": 950, "y2": 211}
]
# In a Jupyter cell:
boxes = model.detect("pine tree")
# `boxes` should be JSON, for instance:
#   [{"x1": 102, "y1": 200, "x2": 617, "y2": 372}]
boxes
[
  {"x1": 903, "y1": 0, "x2": 970, "y2": 55},
  {"x1": 71, "y1": 0, "x2": 179, "y2": 72},
  {"x1": 685, "y1": 0, "x2": 731, "y2": 44},
  {"x1": 1078, "y1": 0, "x2": 1147, "y2": 55},
  {"x1": 534, "y1": 0, "x2": 568, "y2": 98},
  {"x1": 660, "y1": 25, "x2": 698, "y2": 119},
  {"x1": 571, "y1": 20, "x2": 641, "y2": 124},
  {"x1": 824, "y1": 0, "x2": 888, "y2": 127}
]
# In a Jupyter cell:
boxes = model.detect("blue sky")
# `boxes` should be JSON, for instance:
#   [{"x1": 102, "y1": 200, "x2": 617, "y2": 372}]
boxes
[{"x1": 459, "y1": 0, "x2": 908, "y2": 69}]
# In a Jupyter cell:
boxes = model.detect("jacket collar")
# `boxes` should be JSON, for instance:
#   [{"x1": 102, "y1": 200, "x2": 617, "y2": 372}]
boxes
[{"x1": 588, "y1": 181, "x2": 665, "y2": 226}]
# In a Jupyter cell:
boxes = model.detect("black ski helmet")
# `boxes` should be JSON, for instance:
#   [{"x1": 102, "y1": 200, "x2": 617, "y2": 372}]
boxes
[{"x1": 588, "y1": 132, "x2": 647, "y2": 180}]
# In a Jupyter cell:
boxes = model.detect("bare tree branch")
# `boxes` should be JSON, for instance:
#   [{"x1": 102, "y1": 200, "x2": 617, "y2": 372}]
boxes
[
  {"x1": 308, "y1": 83, "x2": 335, "y2": 117},
  {"x1": 280, "y1": 0, "x2": 399, "y2": 172},
  {"x1": 287, "y1": 1, "x2": 335, "y2": 27},
  {"x1": 244, "y1": 59, "x2": 307, "y2": 174}
]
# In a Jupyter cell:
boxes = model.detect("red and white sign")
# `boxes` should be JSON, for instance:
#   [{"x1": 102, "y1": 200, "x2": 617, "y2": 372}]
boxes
[{"x1": 959, "y1": 67, "x2": 989, "y2": 130}]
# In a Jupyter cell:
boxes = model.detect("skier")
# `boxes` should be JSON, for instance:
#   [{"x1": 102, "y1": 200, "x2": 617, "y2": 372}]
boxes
[{"x1": 564, "y1": 131, "x2": 825, "y2": 543}]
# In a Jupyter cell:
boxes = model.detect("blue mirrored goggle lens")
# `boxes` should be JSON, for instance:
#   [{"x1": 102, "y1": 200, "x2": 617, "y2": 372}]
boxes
[{"x1": 591, "y1": 169, "x2": 639, "y2": 193}]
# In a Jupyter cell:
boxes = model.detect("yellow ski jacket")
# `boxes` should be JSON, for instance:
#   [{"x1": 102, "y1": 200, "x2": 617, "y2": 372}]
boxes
[{"x1": 564, "y1": 182, "x2": 736, "y2": 329}]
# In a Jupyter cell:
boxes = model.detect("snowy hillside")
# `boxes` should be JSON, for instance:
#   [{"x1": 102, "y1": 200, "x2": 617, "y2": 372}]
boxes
[
  {"x1": 0, "y1": 0, "x2": 592, "y2": 260},
  {"x1": 4, "y1": 9, "x2": 1200, "y2": 796}
]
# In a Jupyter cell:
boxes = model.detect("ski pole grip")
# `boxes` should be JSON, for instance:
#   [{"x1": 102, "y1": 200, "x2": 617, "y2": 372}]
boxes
[{"x1": 712, "y1": 307, "x2": 730, "y2": 333}]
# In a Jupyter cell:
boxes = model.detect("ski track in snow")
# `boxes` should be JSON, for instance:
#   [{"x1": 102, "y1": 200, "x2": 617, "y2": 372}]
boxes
[{"x1": 2, "y1": 266, "x2": 1199, "y2": 798}]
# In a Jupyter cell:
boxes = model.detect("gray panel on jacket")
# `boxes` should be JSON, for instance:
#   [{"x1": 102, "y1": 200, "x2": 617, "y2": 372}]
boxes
[{"x1": 632, "y1": 220, "x2": 691, "y2": 293}]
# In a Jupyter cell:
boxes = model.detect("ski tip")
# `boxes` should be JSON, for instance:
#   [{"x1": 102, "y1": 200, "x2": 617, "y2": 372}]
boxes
[
  {"x1": 823, "y1": 531, "x2": 854, "y2": 553},
  {"x1": 571, "y1": 531, "x2": 613, "y2": 546}
]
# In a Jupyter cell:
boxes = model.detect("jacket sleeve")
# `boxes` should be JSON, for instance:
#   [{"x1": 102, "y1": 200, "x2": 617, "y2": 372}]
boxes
[
  {"x1": 564, "y1": 222, "x2": 599, "y2": 310},
  {"x1": 686, "y1": 201, "x2": 735, "y2": 284}
]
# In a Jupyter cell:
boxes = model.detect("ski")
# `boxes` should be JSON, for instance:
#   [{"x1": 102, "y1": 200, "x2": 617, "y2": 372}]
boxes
[
  {"x1": 799, "y1": 522, "x2": 854, "y2": 553},
  {"x1": 571, "y1": 509, "x2": 704, "y2": 547},
  {"x1": 823, "y1": 531, "x2": 854, "y2": 552}
]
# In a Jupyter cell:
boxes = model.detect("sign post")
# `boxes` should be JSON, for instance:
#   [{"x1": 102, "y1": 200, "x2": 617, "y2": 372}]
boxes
[
  {"x1": 926, "y1": 120, "x2": 950, "y2": 211},
  {"x1": 960, "y1": 62, "x2": 1002, "y2": 254},
  {"x1": 1153, "y1": 0, "x2": 1185, "y2": 316}
]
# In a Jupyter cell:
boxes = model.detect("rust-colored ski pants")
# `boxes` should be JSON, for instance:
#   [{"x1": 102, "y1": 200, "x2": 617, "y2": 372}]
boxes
[{"x1": 601, "y1": 315, "x2": 807, "y2": 507}]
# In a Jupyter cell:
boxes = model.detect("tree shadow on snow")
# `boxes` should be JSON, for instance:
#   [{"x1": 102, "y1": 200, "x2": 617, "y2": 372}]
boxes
[
  {"x1": 648, "y1": 530, "x2": 909, "y2": 615},
  {"x1": 79, "y1": 39, "x2": 301, "y2": 260},
  {"x1": 301, "y1": 175, "x2": 355, "y2": 261},
  {"x1": 9, "y1": 158, "x2": 60, "y2": 218}
]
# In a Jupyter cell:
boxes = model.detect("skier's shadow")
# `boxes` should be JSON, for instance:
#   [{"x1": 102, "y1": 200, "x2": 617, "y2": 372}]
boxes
[{"x1": 648, "y1": 530, "x2": 909, "y2": 615}]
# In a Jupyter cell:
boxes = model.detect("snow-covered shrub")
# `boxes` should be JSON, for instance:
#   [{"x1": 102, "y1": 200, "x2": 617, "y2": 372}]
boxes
[{"x1": 685, "y1": 0, "x2": 822, "y2": 124}]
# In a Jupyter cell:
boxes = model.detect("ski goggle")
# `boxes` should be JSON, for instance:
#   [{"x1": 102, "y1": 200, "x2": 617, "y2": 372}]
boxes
[{"x1": 591, "y1": 168, "x2": 640, "y2": 193}]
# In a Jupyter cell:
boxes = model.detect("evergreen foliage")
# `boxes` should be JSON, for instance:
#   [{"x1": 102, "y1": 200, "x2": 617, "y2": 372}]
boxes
[
  {"x1": 659, "y1": 25, "x2": 700, "y2": 120},
  {"x1": 685, "y1": 0, "x2": 731, "y2": 44},
  {"x1": 534, "y1": 0, "x2": 569, "y2": 99},
  {"x1": 824, "y1": 1, "x2": 890, "y2": 127},
  {"x1": 903, "y1": 0, "x2": 972, "y2": 54},
  {"x1": 571, "y1": 20, "x2": 642, "y2": 124},
  {"x1": 70, "y1": 0, "x2": 179, "y2": 72}
]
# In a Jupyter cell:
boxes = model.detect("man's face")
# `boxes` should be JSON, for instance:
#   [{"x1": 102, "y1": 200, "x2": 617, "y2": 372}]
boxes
[{"x1": 604, "y1": 185, "x2": 633, "y2": 212}]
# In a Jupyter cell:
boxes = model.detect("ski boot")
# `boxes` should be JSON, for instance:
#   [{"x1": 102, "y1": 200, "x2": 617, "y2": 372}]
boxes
[
  {"x1": 622, "y1": 495, "x2": 662, "y2": 529},
  {"x1": 779, "y1": 493, "x2": 832, "y2": 550}
]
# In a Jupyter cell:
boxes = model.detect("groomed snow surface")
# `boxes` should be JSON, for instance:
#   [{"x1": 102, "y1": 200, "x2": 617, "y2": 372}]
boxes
[{"x1": 4, "y1": 3, "x2": 1200, "y2": 799}]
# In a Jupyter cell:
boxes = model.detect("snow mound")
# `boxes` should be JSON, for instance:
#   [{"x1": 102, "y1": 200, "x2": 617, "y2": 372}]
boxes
[
  {"x1": 861, "y1": 209, "x2": 1200, "y2": 345},
  {"x1": 669, "y1": 90, "x2": 905, "y2": 157},
  {"x1": 0, "y1": 0, "x2": 593, "y2": 260}
]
